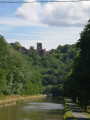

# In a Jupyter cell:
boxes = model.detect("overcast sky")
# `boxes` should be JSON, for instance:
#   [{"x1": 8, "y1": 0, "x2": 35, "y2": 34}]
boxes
[{"x1": 0, "y1": 0, "x2": 90, "y2": 50}]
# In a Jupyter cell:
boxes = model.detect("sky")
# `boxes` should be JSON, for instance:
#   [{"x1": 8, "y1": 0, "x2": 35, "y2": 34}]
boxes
[{"x1": 0, "y1": 0, "x2": 90, "y2": 50}]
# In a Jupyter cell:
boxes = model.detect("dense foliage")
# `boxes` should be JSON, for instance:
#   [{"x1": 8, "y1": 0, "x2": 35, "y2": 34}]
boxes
[
  {"x1": 0, "y1": 36, "x2": 42, "y2": 95},
  {"x1": 16, "y1": 43, "x2": 78, "y2": 96},
  {"x1": 64, "y1": 20, "x2": 90, "y2": 111},
  {"x1": 0, "y1": 35, "x2": 78, "y2": 96},
  {"x1": 40, "y1": 44, "x2": 78, "y2": 96}
]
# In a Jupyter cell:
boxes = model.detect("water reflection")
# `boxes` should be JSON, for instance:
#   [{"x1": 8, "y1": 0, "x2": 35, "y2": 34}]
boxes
[
  {"x1": 22, "y1": 102, "x2": 64, "y2": 111},
  {"x1": 0, "y1": 97, "x2": 64, "y2": 120}
]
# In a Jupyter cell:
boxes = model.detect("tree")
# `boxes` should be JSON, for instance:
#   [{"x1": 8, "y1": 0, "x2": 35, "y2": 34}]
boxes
[
  {"x1": 51, "y1": 84, "x2": 63, "y2": 97},
  {"x1": 43, "y1": 85, "x2": 52, "y2": 96},
  {"x1": 64, "y1": 20, "x2": 90, "y2": 111},
  {"x1": 76, "y1": 20, "x2": 90, "y2": 111}
]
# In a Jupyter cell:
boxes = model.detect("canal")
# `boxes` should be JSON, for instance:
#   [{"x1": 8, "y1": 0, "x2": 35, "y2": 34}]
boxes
[{"x1": 0, "y1": 97, "x2": 64, "y2": 120}]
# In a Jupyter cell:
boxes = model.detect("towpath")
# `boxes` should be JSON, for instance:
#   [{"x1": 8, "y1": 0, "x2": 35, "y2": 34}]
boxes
[{"x1": 66, "y1": 98, "x2": 90, "y2": 120}]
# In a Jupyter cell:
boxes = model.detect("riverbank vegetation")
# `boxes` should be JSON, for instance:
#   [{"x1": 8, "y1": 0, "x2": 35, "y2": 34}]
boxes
[
  {"x1": 64, "y1": 19, "x2": 90, "y2": 112},
  {"x1": 0, "y1": 94, "x2": 45, "y2": 107}
]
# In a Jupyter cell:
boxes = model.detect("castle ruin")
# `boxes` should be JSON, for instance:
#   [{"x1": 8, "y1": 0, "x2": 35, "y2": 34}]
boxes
[{"x1": 37, "y1": 43, "x2": 46, "y2": 56}]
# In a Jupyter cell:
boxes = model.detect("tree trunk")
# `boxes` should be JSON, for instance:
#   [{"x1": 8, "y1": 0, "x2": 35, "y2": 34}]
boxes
[
  {"x1": 79, "y1": 99, "x2": 83, "y2": 109},
  {"x1": 84, "y1": 105, "x2": 87, "y2": 112},
  {"x1": 72, "y1": 97, "x2": 76, "y2": 103}
]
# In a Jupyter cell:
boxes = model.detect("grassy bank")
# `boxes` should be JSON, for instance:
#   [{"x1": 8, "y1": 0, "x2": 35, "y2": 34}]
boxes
[
  {"x1": 82, "y1": 106, "x2": 90, "y2": 118},
  {"x1": 0, "y1": 94, "x2": 46, "y2": 107},
  {"x1": 64, "y1": 98, "x2": 76, "y2": 120}
]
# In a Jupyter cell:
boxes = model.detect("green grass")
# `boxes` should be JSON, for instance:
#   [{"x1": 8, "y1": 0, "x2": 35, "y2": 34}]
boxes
[
  {"x1": 64, "y1": 111, "x2": 74, "y2": 119},
  {"x1": 83, "y1": 106, "x2": 90, "y2": 118},
  {"x1": 64, "y1": 98, "x2": 76, "y2": 120},
  {"x1": 84, "y1": 112, "x2": 90, "y2": 118},
  {"x1": 16, "y1": 99, "x2": 24, "y2": 104}
]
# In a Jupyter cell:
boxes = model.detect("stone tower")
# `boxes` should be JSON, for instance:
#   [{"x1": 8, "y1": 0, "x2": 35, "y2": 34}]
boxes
[
  {"x1": 37, "y1": 43, "x2": 43, "y2": 56},
  {"x1": 37, "y1": 43, "x2": 42, "y2": 52}
]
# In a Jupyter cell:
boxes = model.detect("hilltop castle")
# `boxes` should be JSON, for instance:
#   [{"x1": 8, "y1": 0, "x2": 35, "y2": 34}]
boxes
[{"x1": 37, "y1": 43, "x2": 46, "y2": 56}]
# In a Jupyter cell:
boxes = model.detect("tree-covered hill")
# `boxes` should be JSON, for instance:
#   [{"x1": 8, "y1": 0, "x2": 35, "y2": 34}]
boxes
[{"x1": 10, "y1": 41, "x2": 79, "y2": 96}]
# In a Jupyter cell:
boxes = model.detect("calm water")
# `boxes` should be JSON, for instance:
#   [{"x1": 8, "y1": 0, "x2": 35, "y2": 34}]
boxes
[{"x1": 0, "y1": 97, "x2": 64, "y2": 120}]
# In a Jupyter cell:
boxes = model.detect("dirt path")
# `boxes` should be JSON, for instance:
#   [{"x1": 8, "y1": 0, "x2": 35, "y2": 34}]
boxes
[{"x1": 66, "y1": 98, "x2": 90, "y2": 120}]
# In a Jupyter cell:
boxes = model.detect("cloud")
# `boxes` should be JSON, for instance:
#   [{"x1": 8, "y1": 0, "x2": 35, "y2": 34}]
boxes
[
  {"x1": 15, "y1": 0, "x2": 42, "y2": 23},
  {"x1": 0, "y1": 17, "x2": 45, "y2": 27},
  {"x1": 0, "y1": 26, "x2": 10, "y2": 31},
  {"x1": 41, "y1": 1, "x2": 90, "y2": 26},
  {"x1": 6, "y1": 26, "x2": 82, "y2": 50},
  {"x1": 15, "y1": 0, "x2": 90, "y2": 27}
]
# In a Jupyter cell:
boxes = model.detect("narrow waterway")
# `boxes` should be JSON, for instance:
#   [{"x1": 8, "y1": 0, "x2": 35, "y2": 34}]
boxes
[{"x1": 0, "y1": 97, "x2": 64, "y2": 120}]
